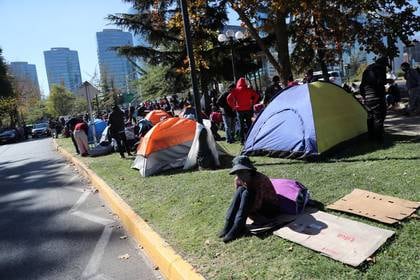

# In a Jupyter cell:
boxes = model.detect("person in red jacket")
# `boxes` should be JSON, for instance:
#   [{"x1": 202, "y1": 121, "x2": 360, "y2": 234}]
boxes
[
  {"x1": 73, "y1": 120, "x2": 89, "y2": 157},
  {"x1": 227, "y1": 78, "x2": 259, "y2": 144}
]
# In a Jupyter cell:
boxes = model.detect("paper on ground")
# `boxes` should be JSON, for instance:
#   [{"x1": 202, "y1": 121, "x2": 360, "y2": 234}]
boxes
[
  {"x1": 273, "y1": 211, "x2": 394, "y2": 266},
  {"x1": 327, "y1": 189, "x2": 420, "y2": 224}
]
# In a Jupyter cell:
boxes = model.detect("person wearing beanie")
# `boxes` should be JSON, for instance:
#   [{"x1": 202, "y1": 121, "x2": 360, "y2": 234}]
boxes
[{"x1": 219, "y1": 155, "x2": 282, "y2": 243}]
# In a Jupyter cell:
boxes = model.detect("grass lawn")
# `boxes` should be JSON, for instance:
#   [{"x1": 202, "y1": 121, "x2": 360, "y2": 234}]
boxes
[{"x1": 56, "y1": 132, "x2": 419, "y2": 280}]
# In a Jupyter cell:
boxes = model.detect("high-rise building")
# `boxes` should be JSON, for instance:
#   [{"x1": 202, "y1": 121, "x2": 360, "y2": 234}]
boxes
[
  {"x1": 8, "y1": 61, "x2": 40, "y2": 94},
  {"x1": 96, "y1": 29, "x2": 136, "y2": 95},
  {"x1": 44, "y1": 47, "x2": 82, "y2": 92},
  {"x1": 404, "y1": 41, "x2": 420, "y2": 66}
]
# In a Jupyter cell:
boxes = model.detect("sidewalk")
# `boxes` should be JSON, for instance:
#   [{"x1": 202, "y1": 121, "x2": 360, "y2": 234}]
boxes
[{"x1": 384, "y1": 112, "x2": 420, "y2": 136}]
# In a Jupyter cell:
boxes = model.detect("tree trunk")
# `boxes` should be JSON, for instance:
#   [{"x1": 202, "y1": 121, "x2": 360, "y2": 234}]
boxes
[
  {"x1": 199, "y1": 69, "x2": 209, "y2": 96},
  {"x1": 233, "y1": 7, "x2": 283, "y2": 78},
  {"x1": 273, "y1": 12, "x2": 292, "y2": 86}
]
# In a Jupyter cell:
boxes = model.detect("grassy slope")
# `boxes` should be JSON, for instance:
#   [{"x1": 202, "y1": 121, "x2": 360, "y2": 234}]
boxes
[{"x1": 57, "y1": 134, "x2": 419, "y2": 280}]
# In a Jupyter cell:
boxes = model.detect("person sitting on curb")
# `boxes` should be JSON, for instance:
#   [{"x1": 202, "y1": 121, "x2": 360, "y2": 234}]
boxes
[{"x1": 218, "y1": 155, "x2": 283, "y2": 243}]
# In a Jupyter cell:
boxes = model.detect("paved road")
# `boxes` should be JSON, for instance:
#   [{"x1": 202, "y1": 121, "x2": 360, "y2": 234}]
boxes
[{"x1": 0, "y1": 137, "x2": 161, "y2": 280}]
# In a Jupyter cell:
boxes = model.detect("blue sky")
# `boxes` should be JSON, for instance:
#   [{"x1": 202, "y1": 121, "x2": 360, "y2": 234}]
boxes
[
  {"x1": 0, "y1": 0, "x2": 134, "y2": 95},
  {"x1": 0, "y1": 0, "x2": 240, "y2": 96}
]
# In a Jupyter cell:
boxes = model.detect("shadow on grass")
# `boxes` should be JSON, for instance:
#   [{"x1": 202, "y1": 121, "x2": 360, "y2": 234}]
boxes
[
  {"x1": 153, "y1": 154, "x2": 235, "y2": 177},
  {"x1": 316, "y1": 133, "x2": 419, "y2": 161},
  {"x1": 253, "y1": 133, "x2": 419, "y2": 167}
]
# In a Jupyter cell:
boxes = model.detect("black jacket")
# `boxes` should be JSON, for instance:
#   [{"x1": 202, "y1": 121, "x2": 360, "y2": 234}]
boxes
[
  {"x1": 65, "y1": 117, "x2": 83, "y2": 131},
  {"x1": 264, "y1": 83, "x2": 282, "y2": 105},
  {"x1": 216, "y1": 90, "x2": 235, "y2": 117},
  {"x1": 360, "y1": 63, "x2": 386, "y2": 98},
  {"x1": 108, "y1": 108, "x2": 125, "y2": 134}
]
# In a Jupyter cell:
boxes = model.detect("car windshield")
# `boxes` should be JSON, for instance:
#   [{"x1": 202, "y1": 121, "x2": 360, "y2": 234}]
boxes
[{"x1": 34, "y1": 123, "x2": 47, "y2": 129}]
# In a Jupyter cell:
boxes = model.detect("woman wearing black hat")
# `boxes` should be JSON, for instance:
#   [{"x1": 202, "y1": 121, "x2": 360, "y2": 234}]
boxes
[{"x1": 219, "y1": 155, "x2": 282, "y2": 243}]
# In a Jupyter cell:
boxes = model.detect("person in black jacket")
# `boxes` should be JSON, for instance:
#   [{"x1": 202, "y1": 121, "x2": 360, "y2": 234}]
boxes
[
  {"x1": 108, "y1": 105, "x2": 132, "y2": 158},
  {"x1": 263, "y1": 76, "x2": 282, "y2": 105},
  {"x1": 360, "y1": 57, "x2": 388, "y2": 142},
  {"x1": 217, "y1": 84, "x2": 236, "y2": 143}
]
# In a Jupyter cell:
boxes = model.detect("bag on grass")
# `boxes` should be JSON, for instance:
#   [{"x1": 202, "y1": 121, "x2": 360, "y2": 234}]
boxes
[{"x1": 270, "y1": 179, "x2": 310, "y2": 215}]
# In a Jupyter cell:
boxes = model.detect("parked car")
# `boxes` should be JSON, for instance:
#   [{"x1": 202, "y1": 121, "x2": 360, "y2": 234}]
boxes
[
  {"x1": 313, "y1": 71, "x2": 343, "y2": 86},
  {"x1": 0, "y1": 128, "x2": 23, "y2": 144},
  {"x1": 32, "y1": 123, "x2": 51, "y2": 138}
]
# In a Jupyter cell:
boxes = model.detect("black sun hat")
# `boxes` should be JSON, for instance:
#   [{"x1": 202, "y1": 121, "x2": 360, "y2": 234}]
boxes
[{"x1": 229, "y1": 155, "x2": 257, "y2": 175}]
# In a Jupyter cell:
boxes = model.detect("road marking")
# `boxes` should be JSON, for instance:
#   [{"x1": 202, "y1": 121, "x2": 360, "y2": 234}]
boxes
[
  {"x1": 72, "y1": 211, "x2": 115, "y2": 226},
  {"x1": 69, "y1": 191, "x2": 90, "y2": 212},
  {"x1": 63, "y1": 186, "x2": 87, "y2": 193},
  {"x1": 82, "y1": 226, "x2": 113, "y2": 279},
  {"x1": 0, "y1": 145, "x2": 12, "y2": 157},
  {"x1": 0, "y1": 189, "x2": 35, "y2": 203}
]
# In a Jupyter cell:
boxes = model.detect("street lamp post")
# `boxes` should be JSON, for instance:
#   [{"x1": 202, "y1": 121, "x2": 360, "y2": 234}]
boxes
[
  {"x1": 218, "y1": 30, "x2": 245, "y2": 82},
  {"x1": 179, "y1": 0, "x2": 202, "y2": 124}
]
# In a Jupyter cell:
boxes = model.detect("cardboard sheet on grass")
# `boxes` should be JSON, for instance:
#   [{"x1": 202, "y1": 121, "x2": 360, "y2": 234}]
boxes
[
  {"x1": 273, "y1": 211, "x2": 394, "y2": 267},
  {"x1": 327, "y1": 189, "x2": 420, "y2": 224}
]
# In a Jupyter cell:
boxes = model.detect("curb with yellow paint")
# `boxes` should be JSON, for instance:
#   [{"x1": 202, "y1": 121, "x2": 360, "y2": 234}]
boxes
[{"x1": 53, "y1": 140, "x2": 205, "y2": 280}]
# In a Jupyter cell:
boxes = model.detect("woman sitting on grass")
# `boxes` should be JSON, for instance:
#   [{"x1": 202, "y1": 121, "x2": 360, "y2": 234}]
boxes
[{"x1": 219, "y1": 155, "x2": 283, "y2": 243}]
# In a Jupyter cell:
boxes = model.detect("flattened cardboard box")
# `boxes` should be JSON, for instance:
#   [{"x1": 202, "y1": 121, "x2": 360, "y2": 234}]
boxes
[
  {"x1": 327, "y1": 189, "x2": 420, "y2": 224},
  {"x1": 274, "y1": 211, "x2": 394, "y2": 267}
]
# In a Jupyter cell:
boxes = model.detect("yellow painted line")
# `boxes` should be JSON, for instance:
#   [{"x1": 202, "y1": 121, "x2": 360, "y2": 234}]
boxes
[{"x1": 53, "y1": 140, "x2": 205, "y2": 280}]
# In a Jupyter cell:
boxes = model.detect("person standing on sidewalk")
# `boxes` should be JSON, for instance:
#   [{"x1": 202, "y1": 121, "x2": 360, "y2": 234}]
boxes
[
  {"x1": 359, "y1": 57, "x2": 388, "y2": 142},
  {"x1": 227, "y1": 78, "x2": 259, "y2": 145},
  {"x1": 401, "y1": 62, "x2": 420, "y2": 116},
  {"x1": 108, "y1": 105, "x2": 132, "y2": 158},
  {"x1": 217, "y1": 83, "x2": 236, "y2": 143}
]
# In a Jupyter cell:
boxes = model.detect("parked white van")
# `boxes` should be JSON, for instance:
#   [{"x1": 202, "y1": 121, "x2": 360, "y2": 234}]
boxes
[{"x1": 313, "y1": 71, "x2": 343, "y2": 86}]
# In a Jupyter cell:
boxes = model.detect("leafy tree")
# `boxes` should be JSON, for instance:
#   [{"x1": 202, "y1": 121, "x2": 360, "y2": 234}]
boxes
[
  {"x1": 10, "y1": 77, "x2": 42, "y2": 124},
  {"x1": 135, "y1": 65, "x2": 179, "y2": 100},
  {"x1": 229, "y1": 1, "x2": 295, "y2": 84},
  {"x1": 229, "y1": 1, "x2": 419, "y2": 82},
  {"x1": 109, "y1": 0, "x2": 419, "y2": 88},
  {"x1": 46, "y1": 85, "x2": 75, "y2": 117},
  {"x1": 0, "y1": 48, "x2": 18, "y2": 127},
  {"x1": 0, "y1": 48, "x2": 14, "y2": 98},
  {"x1": 108, "y1": 0, "x2": 261, "y2": 94},
  {"x1": 25, "y1": 99, "x2": 50, "y2": 124},
  {"x1": 0, "y1": 97, "x2": 18, "y2": 127},
  {"x1": 356, "y1": 0, "x2": 420, "y2": 65},
  {"x1": 72, "y1": 97, "x2": 88, "y2": 115}
]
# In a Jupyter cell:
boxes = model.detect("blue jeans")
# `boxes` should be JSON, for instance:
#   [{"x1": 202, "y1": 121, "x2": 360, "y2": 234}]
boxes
[
  {"x1": 222, "y1": 114, "x2": 236, "y2": 143},
  {"x1": 225, "y1": 186, "x2": 254, "y2": 231}
]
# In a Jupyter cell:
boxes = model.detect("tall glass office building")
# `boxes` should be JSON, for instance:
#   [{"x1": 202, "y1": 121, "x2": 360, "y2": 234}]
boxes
[
  {"x1": 8, "y1": 61, "x2": 40, "y2": 93},
  {"x1": 44, "y1": 47, "x2": 82, "y2": 92},
  {"x1": 96, "y1": 29, "x2": 135, "y2": 95}
]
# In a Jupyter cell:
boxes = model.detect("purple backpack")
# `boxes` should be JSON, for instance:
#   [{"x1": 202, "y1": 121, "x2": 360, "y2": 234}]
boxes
[{"x1": 270, "y1": 179, "x2": 310, "y2": 215}]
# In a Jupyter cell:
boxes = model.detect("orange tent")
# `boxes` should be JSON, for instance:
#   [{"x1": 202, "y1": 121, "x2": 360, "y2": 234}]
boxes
[
  {"x1": 145, "y1": 110, "x2": 171, "y2": 125},
  {"x1": 132, "y1": 117, "x2": 222, "y2": 176}
]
